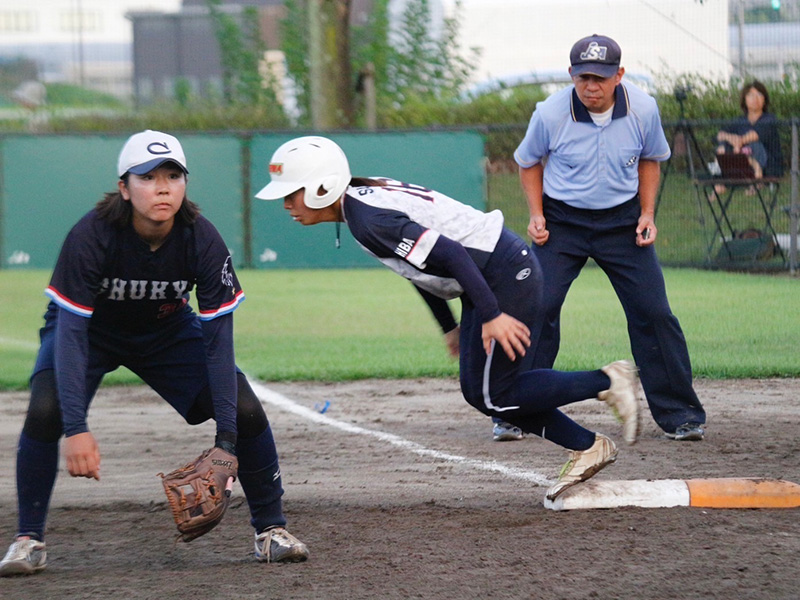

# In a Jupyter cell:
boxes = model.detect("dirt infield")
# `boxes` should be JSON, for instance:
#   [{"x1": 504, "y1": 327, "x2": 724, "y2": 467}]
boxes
[{"x1": 1, "y1": 377, "x2": 799, "y2": 599}]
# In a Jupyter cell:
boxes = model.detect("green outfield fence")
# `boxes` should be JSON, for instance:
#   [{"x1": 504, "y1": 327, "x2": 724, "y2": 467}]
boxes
[
  {"x1": 1, "y1": 124, "x2": 798, "y2": 273},
  {"x1": 0, "y1": 131, "x2": 485, "y2": 271}
]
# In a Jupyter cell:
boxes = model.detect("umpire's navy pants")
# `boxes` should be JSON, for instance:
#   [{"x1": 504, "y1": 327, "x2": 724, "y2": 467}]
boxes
[{"x1": 531, "y1": 195, "x2": 706, "y2": 433}]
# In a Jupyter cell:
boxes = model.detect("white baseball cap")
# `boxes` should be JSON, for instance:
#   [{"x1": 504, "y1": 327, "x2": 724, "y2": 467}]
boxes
[{"x1": 117, "y1": 129, "x2": 188, "y2": 177}]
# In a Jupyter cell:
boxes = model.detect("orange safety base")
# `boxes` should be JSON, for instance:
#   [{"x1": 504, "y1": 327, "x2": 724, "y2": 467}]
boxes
[{"x1": 686, "y1": 478, "x2": 800, "y2": 509}]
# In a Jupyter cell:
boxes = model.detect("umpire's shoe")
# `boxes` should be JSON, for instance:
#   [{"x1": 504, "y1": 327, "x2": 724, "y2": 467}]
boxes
[
  {"x1": 546, "y1": 433, "x2": 618, "y2": 501},
  {"x1": 0, "y1": 538, "x2": 47, "y2": 576},
  {"x1": 598, "y1": 360, "x2": 640, "y2": 445},
  {"x1": 255, "y1": 527, "x2": 309, "y2": 563},
  {"x1": 666, "y1": 422, "x2": 706, "y2": 441},
  {"x1": 493, "y1": 420, "x2": 524, "y2": 442}
]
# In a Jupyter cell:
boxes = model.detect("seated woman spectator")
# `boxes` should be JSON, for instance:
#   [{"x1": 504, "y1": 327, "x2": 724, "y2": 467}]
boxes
[{"x1": 715, "y1": 80, "x2": 784, "y2": 181}]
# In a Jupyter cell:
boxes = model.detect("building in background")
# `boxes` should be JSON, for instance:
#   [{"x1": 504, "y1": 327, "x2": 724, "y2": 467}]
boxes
[
  {"x1": 731, "y1": 21, "x2": 800, "y2": 80},
  {"x1": 0, "y1": 0, "x2": 798, "y2": 105},
  {"x1": 128, "y1": 1, "x2": 285, "y2": 105},
  {"x1": 0, "y1": 0, "x2": 181, "y2": 98},
  {"x1": 126, "y1": 0, "x2": 373, "y2": 106},
  {"x1": 444, "y1": 0, "x2": 732, "y2": 90}
]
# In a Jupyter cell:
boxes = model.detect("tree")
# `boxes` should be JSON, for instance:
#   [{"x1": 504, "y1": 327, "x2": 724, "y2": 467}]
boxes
[
  {"x1": 281, "y1": 0, "x2": 312, "y2": 122},
  {"x1": 382, "y1": 0, "x2": 477, "y2": 104},
  {"x1": 308, "y1": 0, "x2": 355, "y2": 129},
  {"x1": 280, "y1": 0, "x2": 478, "y2": 128},
  {"x1": 206, "y1": 0, "x2": 281, "y2": 107}
]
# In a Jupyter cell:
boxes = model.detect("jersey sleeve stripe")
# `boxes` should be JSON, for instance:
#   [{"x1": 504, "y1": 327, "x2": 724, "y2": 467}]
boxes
[
  {"x1": 198, "y1": 290, "x2": 246, "y2": 320},
  {"x1": 406, "y1": 229, "x2": 439, "y2": 269},
  {"x1": 45, "y1": 286, "x2": 94, "y2": 317}
]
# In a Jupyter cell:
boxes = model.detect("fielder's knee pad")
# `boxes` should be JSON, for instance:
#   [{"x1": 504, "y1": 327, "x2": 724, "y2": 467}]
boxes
[
  {"x1": 236, "y1": 373, "x2": 269, "y2": 439},
  {"x1": 22, "y1": 370, "x2": 63, "y2": 443},
  {"x1": 186, "y1": 373, "x2": 269, "y2": 438}
]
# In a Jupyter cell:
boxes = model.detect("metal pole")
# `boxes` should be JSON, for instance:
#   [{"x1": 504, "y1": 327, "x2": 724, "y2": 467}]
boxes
[
  {"x1": 737, "y1": 0, "x2": 745, "y2": 79},
  {"x1": 77, "y1": 0, "x2": 85, "y2": 87},
  {"x1": 309, "y1": 0, "x2": 323, "y2": 129},
  {"x1": 790, "y1": 119, "x2": 798, "y2": 274},
  {"x1": 364, "y1": 62, "x2": 376, "y2": 130}
]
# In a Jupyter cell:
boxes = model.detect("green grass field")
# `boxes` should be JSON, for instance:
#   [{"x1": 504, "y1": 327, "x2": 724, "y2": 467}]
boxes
[{"x1": 0, "y1": 266, "x2": 797, "y2": 391}]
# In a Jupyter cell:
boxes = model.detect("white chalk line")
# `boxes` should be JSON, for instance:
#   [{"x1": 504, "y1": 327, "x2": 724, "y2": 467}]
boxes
[
  {"x1": 0, "y1": 336, "x2": 38, "y2": 351},
  {"x1": 250, "y1": 380, "x2": 553, "y2": 487}
]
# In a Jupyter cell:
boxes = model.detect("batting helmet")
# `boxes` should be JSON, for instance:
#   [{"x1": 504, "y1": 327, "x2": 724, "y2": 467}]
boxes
[{"x1": 255, "y1": 136, "x2": 351, "y2": 209}]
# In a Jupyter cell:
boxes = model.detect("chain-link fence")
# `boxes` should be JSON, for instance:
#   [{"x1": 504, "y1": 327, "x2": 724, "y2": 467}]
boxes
[{"x1": 484, "y1": 118, "x2": 799, "y2": 273}]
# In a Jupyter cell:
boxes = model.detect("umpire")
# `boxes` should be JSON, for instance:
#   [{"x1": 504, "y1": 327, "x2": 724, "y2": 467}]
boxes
[{"x1": 514, "y1": 34, "x2": 706, "y2": 441}]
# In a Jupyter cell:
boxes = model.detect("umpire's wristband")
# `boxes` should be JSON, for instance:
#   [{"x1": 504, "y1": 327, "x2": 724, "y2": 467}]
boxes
[{"x1": 215, "y1": 432, "x2": 238, "y2": 455}]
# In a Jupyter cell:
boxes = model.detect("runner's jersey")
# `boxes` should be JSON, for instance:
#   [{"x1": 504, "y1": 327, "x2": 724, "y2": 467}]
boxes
[{"x1": 342, "y1": 179, "x2": 504, "y2": 299}]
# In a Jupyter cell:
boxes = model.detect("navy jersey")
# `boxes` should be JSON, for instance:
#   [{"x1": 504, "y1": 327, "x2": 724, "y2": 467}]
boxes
[
  {"x1": 46, "y1": 210, "x2": 243, "y2": 338},
  {"x1": 43, "y1": 209, "x2": 244, "y2": 436},
  {"x1": 342, "y1": 179, "x2": 504, "y2": 300}
]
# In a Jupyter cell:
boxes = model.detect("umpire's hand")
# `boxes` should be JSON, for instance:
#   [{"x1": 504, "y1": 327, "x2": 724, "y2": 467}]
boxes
[
  {"x1": 528, "y1": 215, "x2": 550, "y2": 246},
  {"x1": 636, "y1": 216, "x2": 657, "y2": 247}
]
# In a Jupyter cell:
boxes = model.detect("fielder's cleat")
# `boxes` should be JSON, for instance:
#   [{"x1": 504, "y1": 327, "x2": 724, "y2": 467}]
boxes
[
  {"x1": 0, "y1": 539, "x2": 47, "y2": 577},
  {"x1": 546, "y1": 433, "x2": 618, "y2": 501},
  {"x1": 598, "y1": 360, "x2": 640, "y2": 445},
  {"x1": 254, "y1": 527, "x2": 309, "y2": 563},
  {"x1": 492, "y1": 421, "x2": 523, "y2": 442},
  {"x1": 666, "y1": 422, "x2": 705, "y2": 441}
]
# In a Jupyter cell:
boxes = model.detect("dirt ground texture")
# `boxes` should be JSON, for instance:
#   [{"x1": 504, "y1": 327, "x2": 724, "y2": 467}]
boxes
[{"x1": 1, "y1": 377, "x2": 799, "y2": 600}]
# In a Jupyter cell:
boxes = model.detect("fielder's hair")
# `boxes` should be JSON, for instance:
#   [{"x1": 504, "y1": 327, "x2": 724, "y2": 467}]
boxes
[
  {"x1": 96, "y1": 174, "x2": 200, "y2": 228},
  {"x1": 740, "y1": 80, "x2": 770, "y2": 114}
]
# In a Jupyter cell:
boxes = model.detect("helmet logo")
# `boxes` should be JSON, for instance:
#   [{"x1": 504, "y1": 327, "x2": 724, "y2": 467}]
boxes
[{"x1": 269, "y1": 162, "x2": 283, "y2": 175}]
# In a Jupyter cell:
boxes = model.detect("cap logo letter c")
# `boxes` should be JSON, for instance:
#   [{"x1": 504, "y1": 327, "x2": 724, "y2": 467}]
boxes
[{"x1": 146, "y1": 141, "x2": 171, "y2": 155}]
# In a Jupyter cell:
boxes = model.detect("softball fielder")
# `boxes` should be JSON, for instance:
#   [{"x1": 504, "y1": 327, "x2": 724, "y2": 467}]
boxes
[
  {"x1": 256, "y1": 136, "x2": 641, "y2": 502},
  {"x1": 0, "y1": 130, "x2": 307, "y2": 577}
]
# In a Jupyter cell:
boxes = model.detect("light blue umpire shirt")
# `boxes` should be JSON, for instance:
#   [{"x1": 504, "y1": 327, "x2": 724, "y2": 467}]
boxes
[{"x1": 514, "y1": 82, "x2": 671, "y2": 210}]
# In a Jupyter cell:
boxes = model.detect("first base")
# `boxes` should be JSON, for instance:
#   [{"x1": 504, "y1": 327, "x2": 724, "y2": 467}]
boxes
[{"x1": 543, "y1": 478, "x2": 800, "y2": 511}]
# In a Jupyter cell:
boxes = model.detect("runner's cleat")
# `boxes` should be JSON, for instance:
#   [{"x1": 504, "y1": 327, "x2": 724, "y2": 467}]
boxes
[
  {"x1": 598, "y1": 360, "x2": 641, "y2": 445},
  {"x1": 546, "y1": 433, "x2": 618, "y2": 501}
]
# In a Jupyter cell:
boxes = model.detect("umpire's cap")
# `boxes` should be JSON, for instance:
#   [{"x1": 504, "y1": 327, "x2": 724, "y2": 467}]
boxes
[
  {"x1": 117, "y1": 130, "x2": 188, "y2": 177},
  {"x1": 569, "y1": 34, "x2": 621, "y2": 78}
]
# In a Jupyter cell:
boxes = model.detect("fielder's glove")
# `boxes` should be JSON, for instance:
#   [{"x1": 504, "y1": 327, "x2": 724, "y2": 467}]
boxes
[{"x1": 158, "y1": 446, "x2": 238, "y2": 542}]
